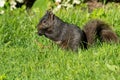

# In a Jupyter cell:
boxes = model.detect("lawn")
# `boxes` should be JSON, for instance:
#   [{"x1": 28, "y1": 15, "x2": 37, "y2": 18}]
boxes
[{"x1": 0, "y1": 0, "x2": 120, "y2": 80}]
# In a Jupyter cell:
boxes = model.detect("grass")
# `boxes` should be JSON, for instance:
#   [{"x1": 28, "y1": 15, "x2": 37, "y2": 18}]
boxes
[{"x1": 0, "y1": 1, "x2": 120, "y2": 80}]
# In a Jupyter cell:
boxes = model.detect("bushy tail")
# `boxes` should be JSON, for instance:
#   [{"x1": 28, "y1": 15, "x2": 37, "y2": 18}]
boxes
[{"x1": 83, "y1": 20, "x2": 119, "y2": 45}]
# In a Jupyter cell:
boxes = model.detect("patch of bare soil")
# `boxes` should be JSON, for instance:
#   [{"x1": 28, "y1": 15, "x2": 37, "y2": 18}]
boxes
[{"x1": 85, "y1": 0, "x2": 120, "y2": 12}]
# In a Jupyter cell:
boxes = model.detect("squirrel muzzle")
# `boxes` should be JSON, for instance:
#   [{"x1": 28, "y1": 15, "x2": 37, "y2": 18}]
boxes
[{"x1": 38, "y1": 29, "x2": 45, "y2": 36}]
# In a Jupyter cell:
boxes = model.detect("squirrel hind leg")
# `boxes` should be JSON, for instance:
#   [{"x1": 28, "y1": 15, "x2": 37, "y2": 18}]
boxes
[{"x1": 101, "y1": 30, "x2": 119, "y2": 43}]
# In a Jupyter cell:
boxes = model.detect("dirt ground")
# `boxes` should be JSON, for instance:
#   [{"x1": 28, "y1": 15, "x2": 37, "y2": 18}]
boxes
[{"x1": 86, "y1": 0, "x2": 120, "y2": 12}]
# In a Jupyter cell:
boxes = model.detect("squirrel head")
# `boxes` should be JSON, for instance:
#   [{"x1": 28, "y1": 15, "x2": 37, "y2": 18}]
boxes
[{"x1": 37, "y1": 10, "x2": 55, "y2": 36}]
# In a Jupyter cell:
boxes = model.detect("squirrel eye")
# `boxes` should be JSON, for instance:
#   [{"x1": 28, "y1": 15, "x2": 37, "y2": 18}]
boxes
[{"x1": 42, "y1": 20, "x2": 46, "y2": 23}]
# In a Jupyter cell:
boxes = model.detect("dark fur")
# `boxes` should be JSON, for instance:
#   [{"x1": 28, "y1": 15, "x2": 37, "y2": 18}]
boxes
[
  {"x1": 37, "y1": 10, "x2": 119, "y2": 51},
  {"x1": 83, "y1": 20, "x2": 119, "y2": 46}
]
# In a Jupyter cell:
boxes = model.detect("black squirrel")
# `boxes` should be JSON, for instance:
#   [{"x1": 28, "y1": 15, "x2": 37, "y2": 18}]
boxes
[{"x1": 37, "y1": 10, "x2": 119, "y2": 51}]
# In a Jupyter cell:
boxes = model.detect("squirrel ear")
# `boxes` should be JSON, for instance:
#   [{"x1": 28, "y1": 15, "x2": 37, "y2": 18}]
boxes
[
  {"x1": 46, "y1": 9, "x2": 53, "y2": 14},
  {"x1": 50, "y1": 12, "x2": 54, "y2": 21},
  {"x1": 47, "y1": 10, "x2": 54, "y2": 20}
]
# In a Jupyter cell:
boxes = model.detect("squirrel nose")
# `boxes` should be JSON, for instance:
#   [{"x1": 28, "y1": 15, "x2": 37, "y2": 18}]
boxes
[
  {"x1": 38, "y1": 30, "x2": 44, "y2": 36},
  {"x1": 38, "y1": 31, "x2": 42, "y2": 36}
]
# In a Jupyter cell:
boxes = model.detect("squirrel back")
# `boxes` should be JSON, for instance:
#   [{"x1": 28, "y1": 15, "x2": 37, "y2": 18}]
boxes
[{"x1": 83, "y1": 19, "x2": 119, "y2": 46}]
